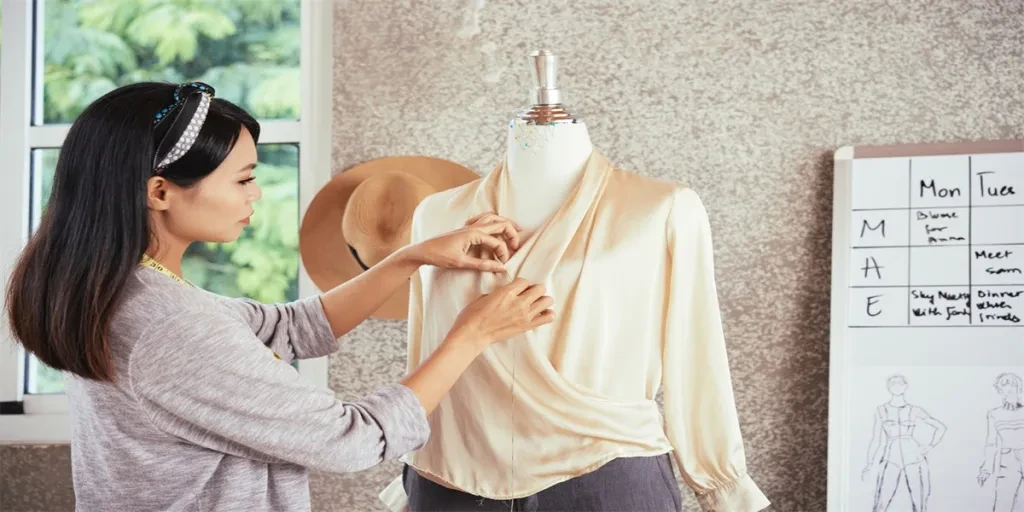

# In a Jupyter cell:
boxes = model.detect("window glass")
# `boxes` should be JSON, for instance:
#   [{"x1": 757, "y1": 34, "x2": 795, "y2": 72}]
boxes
[
  {"x1": 27, "y1": 143, "x2": 299, "y2": 394},
  {"x1": 39, "y1": 0, "x2": 301, "y2": 125}
]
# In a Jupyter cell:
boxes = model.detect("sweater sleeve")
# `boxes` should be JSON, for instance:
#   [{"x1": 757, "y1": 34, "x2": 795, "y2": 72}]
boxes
[
  {"x1": 215, "y1": 294, "x2": 339, "y2": 362},
  {"x1": 661, "y1": 187, "x2": 770, "y2": 512},
  {"x1": 129, "y1": 310, "x2": 429, "y2": 473}
]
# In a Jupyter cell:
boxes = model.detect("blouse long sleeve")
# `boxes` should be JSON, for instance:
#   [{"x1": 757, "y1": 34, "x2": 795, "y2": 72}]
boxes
[{"x1": 661, "y1": 187, "x2": 770, "y2": 512}]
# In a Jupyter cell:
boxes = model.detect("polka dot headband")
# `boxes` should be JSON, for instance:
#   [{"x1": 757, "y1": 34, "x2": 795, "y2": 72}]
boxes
[{"x1": 152, "y1": 82, "x2": 215, "y2": 173}]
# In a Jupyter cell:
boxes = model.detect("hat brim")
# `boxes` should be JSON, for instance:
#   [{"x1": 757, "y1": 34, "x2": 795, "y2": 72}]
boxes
[{"x1": 299, "y1": 156, "x2": 480, "y2": 320}]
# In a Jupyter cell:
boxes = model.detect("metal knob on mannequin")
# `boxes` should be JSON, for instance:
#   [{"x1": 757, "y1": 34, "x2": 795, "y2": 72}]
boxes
[
  {"x1": 514, "y1": 50, "x2": 580, "y2": 125},
  {"x1": 529, "y1": 50, "x2": 561, "y2": 105}
]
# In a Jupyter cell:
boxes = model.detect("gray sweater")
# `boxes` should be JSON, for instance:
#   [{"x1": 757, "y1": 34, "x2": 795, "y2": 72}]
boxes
[{"x1": 64, "y1": 266, "x2": 430, "y2": 511}]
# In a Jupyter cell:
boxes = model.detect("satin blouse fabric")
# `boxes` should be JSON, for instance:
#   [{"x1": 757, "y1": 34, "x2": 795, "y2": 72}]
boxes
[{"x1": 382, "y1": 150, "x2": 769, "y2": 512}]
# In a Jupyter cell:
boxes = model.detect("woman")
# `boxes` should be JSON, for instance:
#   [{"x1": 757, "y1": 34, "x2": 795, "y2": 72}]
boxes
[
  {"x1": 978, "y1": 372, "x2": 1024, "y2": 512},
  {"x1": 861, "y1": 374, "x2": 947, "y2": 512},
  {"x1": 4, "y1": 82, "x2": 554, "y2": 511}
]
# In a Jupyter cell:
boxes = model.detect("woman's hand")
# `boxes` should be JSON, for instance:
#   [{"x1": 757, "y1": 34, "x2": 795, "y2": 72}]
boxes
[
  {"x1": 398, "y1": 279, "x2": 554, "y2": 415},
  {"x1": 445, "y1": 278, "x2": 555, "y2": 351},
  {"x1": 978, "y1": 468, "x2": 991, "y2": 486},
  {"x1": 404, "y1": 213, "x2": 522, "y2": 273}
]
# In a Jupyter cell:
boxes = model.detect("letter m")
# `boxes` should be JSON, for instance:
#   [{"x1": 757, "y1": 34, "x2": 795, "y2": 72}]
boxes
[{"x1": 861, "y1": 219, "x2": 886, "y2": 238}]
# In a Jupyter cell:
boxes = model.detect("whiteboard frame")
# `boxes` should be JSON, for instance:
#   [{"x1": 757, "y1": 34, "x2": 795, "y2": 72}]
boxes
[
  {"x1": 826, "y1": 139, "x2": 1024, "y2": 512},
  {"x1": 827, "y1": 145, "x2": 855, "y2": 512}
]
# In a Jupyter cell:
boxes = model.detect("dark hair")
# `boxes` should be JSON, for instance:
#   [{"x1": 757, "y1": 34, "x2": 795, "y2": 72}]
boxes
[{"x1": 5, "y1": 82, "x2": 260, "y2": 382}]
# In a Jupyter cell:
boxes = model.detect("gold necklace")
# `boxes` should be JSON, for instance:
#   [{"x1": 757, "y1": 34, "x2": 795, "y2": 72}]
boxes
[{"x1": 139, "y1": 254, "x2": 193, "y2": 287}]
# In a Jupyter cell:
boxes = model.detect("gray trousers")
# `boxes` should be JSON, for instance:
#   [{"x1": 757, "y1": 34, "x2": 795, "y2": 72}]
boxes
[{"x1": 403, "y1": 454, "x2": 683, "y2": 512}]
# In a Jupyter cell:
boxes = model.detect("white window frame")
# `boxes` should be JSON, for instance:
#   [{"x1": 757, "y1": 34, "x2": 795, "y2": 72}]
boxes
[{"x1": 0, "y1": 0, "x2": 333, "y2": 444}]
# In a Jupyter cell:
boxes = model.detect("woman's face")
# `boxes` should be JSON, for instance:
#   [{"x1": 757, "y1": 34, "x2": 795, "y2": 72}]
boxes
[
  {"x1": 997, "y1": 382, "x2": 1021, "y2": 401},
  {"x1": 163, "y1": 127, "x2": 262, "y2": 243},
  {"x1": 887, "y1": 378, "x2": 907, "y2": 396}
]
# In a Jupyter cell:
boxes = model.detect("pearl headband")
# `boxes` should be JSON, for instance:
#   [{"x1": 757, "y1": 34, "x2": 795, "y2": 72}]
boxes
[{"x1": 153, "y1": 82, "x2": 215, "y2": 173}]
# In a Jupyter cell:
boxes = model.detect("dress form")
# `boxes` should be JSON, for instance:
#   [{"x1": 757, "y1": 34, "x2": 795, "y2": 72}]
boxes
[
  {"x1": 504, "y1": 50, "x2": 593, "y2": 235},
  {"x1": 380, "y1": 51, "x2": 773, "y2": 512}
]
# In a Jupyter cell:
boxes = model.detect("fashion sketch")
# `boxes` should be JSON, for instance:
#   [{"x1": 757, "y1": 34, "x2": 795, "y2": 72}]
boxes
[
  {"x1": 862, "y1": 374, "x2": 948, "y2": 512},
  {"x1": 978, "y1": 373, "x2": 1024, "y2": 512}
]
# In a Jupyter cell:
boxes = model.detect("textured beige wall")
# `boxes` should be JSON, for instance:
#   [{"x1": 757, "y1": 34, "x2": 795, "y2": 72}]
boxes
[{"x1": 3, "y1": 1, "x2": 1022, "y2": 511}]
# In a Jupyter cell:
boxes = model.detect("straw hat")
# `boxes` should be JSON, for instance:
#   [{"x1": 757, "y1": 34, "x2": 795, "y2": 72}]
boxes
[{"x1": 299, "y1": 156, "x2": 479, "y2": 320}]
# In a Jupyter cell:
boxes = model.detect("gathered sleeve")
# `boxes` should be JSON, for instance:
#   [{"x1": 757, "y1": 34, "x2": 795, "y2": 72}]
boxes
[{"x1": 661, "y1": 187, "x2": 770, "y2": 512}]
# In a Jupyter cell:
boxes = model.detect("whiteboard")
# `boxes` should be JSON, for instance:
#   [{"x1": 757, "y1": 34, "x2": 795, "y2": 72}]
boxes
[{"x1": 828, "y1": 140, "x2": 1024, "y2": 512}]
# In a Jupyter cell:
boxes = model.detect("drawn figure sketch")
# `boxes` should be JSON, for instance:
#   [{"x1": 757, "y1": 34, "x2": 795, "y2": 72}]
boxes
[
  {"x1": 978, "y1": 373, "x2": 1024, "y2": 512},
  {"x1": 862, "y1": 374, "x2": 948, "y2": 512}
]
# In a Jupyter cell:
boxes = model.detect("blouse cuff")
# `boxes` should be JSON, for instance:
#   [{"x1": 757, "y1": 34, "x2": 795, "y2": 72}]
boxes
[
  {"x1": 694, "y1": 473, "x2": 770, "y2": 512},
  {"x1": 379, "y1": 474, "x2": 409, "y2": 512}
]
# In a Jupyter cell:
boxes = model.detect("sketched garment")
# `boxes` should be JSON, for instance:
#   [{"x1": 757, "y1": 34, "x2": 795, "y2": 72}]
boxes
[
  {"x1": 983, "y1": 405, "x2": 1024, "y2": 512},
  {"x1": 872, "y1": 404, "x2": 932, "y2": 512},
  {"x1": 880, "y1": 404, "x2": 927, "y2": 467}
]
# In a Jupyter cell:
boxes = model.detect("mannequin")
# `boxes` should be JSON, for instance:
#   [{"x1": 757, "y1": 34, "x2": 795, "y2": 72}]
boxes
[
  {"x1": 503, "y1": 50, "x2": 593, "y2": 235},
  {"x1": 380, "y1": 50, "x2": 770, "y2": 512}
]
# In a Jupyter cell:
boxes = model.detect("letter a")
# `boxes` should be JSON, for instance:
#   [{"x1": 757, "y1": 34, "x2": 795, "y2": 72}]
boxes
[{"x1": 862, "y1": 256, "x2": 884, "y2": 279}]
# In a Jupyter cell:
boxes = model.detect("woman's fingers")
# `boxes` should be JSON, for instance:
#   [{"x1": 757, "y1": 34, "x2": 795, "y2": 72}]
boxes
[
  {"x1": 466, "y1": 213, "x2": 523, "y2": 250},
  {"x1": 530, "y1": 309, "x2": 556, "y2": 328},
  {"x1": 472, "y1": 221, "x2": 521, "y2": 250},
  {"x1": 465, "y1": 211, "x2": 493, "y2": 225},
  {"x1": 500, "y1": 277, "x2": 532, "y2": 296},
  {"x1": 529, "y1": 295, "x2": 554, "y2": 317},
  {"x1": 519, "y1": 283, "x2": 546, "y2": 303},
  {"x1": 467, "y1": 212, "x2": 523, "y2": 232},
  {"x1": 459, "y1": 257, "x2": 506, "y2": 273},
  {"x1": 471, "y1": 232, "x2": 510, "y2": 263}
]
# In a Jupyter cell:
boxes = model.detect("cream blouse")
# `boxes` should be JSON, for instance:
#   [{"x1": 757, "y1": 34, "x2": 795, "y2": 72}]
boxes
[{"x1": 380, "y1": 150, "x2": 769, "y2": 512}]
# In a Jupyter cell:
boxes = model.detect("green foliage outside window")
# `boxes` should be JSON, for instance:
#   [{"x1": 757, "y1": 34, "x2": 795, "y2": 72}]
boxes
[{"x1": 23, "y1": 0, "x2": 303, "y2": 394}]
